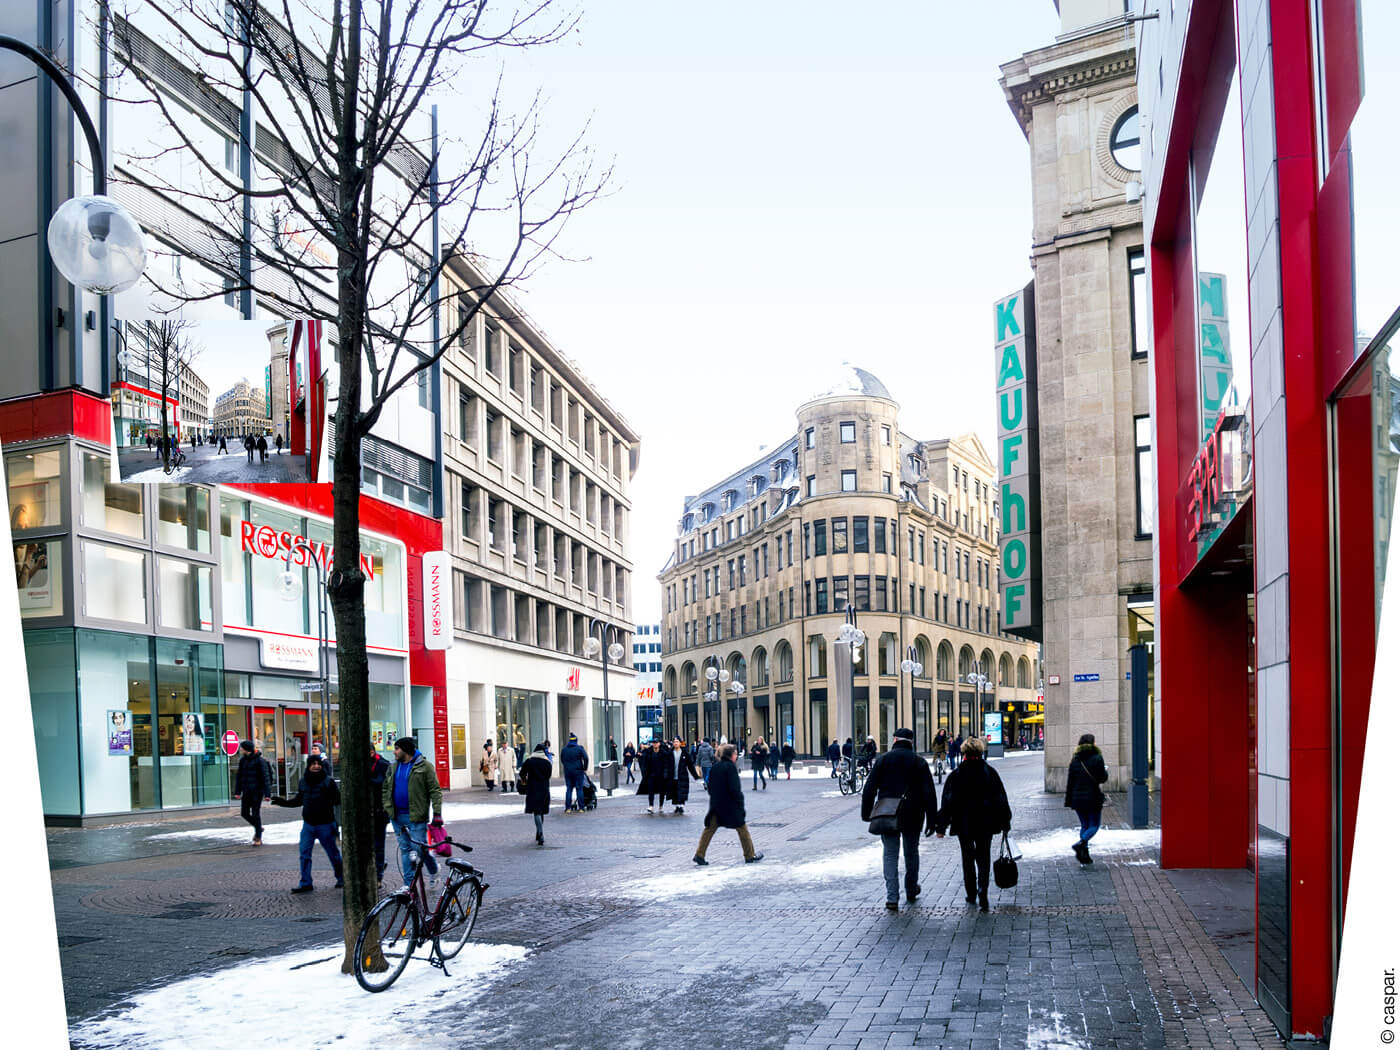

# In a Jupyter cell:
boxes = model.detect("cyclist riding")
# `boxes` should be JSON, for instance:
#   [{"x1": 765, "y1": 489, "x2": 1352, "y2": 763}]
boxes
[{"x1": 931, "y1": 729, "x2": 949, "y2": 781}]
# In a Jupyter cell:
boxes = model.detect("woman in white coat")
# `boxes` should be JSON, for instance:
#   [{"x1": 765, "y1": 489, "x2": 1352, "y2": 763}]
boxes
[{"x1": 493, "y1": 735, "x2": 519, "y2": 793}]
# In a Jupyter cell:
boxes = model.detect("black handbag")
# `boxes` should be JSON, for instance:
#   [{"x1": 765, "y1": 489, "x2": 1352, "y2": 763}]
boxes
[
  {"x1": 867, "y1": 794, "x2": 904, "y2": 835},
  {"x1": 993, "y1": 831, "x2": 1019, "y2": 888}
]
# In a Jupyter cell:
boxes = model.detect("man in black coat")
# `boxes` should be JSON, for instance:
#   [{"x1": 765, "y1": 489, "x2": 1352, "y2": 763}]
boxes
[
  {"x1": 693, "y1": 744, "x2": 762, "y2": 865},
  {"x1": 636, "y1": 738, "x2": 673, "y2": 813},
  {"x1": 367, "y1": 745, "x2": 392, "y2": 883},
  {"x1": 1064, "y1": 732, "x2": 1110, "y2": 864},
  {"x1": 861, "y1": 727, "x2": 938, "y2": 910},
  {"x1": 827, "y1": 739, "x2": 841, "y2": 775},
  {"x1": 271, "y1": 753, "x2": 343, "y2": 893},
  {"x1": 934, "y1": 736, "x2": 1012, "y2": 911},
  {"x1": 232, "y1": 739, "x2": 273, "y2": 845}
]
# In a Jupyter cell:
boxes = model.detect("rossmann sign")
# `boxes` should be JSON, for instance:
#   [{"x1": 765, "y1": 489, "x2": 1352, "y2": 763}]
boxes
[
  {"x1": 994, "y1": 283, "x2": 1043, "y2": 642},
  {"x1": 239, "y1": 520, "x2": 376, "y2": 580}
]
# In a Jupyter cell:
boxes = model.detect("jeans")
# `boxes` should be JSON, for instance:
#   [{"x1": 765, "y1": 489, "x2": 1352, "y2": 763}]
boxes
[
  {"x1": 297, "y1": 822, "x2": 342, "y2": 888},
  {"x1": 392, "y1": 815, "x2": 437, "y2": 885},
  {"x1": 695, "y1": 820, "x2": 756, "y2": 861},
  {"x1": 624, "y1": 763, "x2": 635, "y2": 783},
  {"x1": 533, "y1": 813, "x2": 544, "y2": 837},
  {"x1": 1076, "y1": 806, "x2": 1102, "y2": 844},
  {"x1": 882, "y1": 829, "x2": 921, "y2": 903},
  {"x1": 240, "y1": 793, "x2": 263, "y2": 836},
  {"x1": 564, "y1": 772, "x2": 587, "y2": 810},
  {"x1": 701, "y1": 765, "x2": 712, "y2": 786},
  {"x1": 753, "y1": 766, "x2": 766, "y2": 788},
  {"x1": 958, "y1": 833, "x2": 994, "y2": 898}
]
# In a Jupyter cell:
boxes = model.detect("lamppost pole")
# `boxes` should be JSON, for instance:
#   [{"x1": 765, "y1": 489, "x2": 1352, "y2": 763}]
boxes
[
  {"x1": 900, "y1": 644, "x2": 923, "y2": 748},
  {"x1": 837, "y1": 607, "x2": 865, "y2": 771},
  {"x1": 584, "y1": 619, "x2": 624, "y2": 792}
]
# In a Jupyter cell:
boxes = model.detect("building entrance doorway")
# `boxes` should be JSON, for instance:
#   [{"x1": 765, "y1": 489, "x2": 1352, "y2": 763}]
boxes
[{"x1": 247, "y1": 704, "x2": 311, "y2": 795}]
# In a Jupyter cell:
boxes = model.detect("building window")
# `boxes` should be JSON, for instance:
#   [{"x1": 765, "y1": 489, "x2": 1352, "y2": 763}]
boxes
[
  {"x1": 839, "y1": 421, "x2": 856, "y2": 443},
  {"x1": 1110, "y1": 106, "x2": 1142, "y2": 172},
  {"x1": 1135, "y1": 414, "x2": 1154, "y2": 538},
  {"x1": 832, "y1": 518, "x2": 848, "y2": 554},
  {"x1": 815, "y1": 578, "x2": 829, "y2": 614},
  {"x1": 806, "y1": 475, "x2": 816, "y2": 497},
  {"x1": 841, "y1": 470, "x2": 856, "y2": 492},
  {"x1": 873, "y1": 517, "x2": 885, "y2": 554},
  {"x1": 880, "y1": 424, "x2": 891, "y2": 445},
  {"x1": 813, "y1": 520, "x2": 827, "y2": 556},
  {"x1": 852, "y1": 516, "x2": 869, "y2": 553},
  {"x1": 882, "y1": 472, "x2": 892, "y2": 493},
  {"x1": 805, "y1": 427, "x2": 815, "y2": 449},
  {"x1": 1129, "y1": 247, "x2": 1148, "y2": 360},
  {"x1": 854, "y1": 575, "x2": 869, "y2": 611},
  {"x1": 874, "y1": 576, "x2": 887, "y2": 612},
  {"x1": 833, "y1": 576, "x2": 849, "y2": 611}
]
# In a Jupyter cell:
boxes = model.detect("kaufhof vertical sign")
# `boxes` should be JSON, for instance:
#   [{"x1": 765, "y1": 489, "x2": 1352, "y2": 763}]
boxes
[
  {"x1": 994, "y1": 282, "x2": 1042, "y2": 641},
  {"x1": 1198, "y1": 272, "x2": 1233, "y2": 443}
]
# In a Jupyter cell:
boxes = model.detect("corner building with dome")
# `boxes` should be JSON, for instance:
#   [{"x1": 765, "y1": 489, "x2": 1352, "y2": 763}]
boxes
[{"x1": 658, "y1": 366, "x2": 1041, "y2": 757}]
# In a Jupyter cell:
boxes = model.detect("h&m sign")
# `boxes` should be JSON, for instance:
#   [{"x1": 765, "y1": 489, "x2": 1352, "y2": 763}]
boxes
[{"x1": 994, "y1": 283, "x2": 1043, "y2": 642}]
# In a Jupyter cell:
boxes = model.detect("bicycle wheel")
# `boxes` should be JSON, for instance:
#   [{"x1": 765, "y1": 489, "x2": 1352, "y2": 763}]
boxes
[
  {"x1": 354, "y1": 893, "x2": 419, "y2": 993},
  {"x1": 837, "y1": 773, "x2": 852, "y2": 796},
  {"x1": 434, "y1": 879, "x2": 482, "y2": 960}
]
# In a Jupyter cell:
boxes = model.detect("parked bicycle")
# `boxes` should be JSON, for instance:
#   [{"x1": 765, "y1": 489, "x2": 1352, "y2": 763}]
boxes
[
  {"x1": 163, "y1": 445, "x2": 186, "y2": 474},
  {"x1": 353, "y1": 834, "x2": 488, "y2": 993},
  {"x1": 835, "y1": 758, "x2": 866, "y2": 796}
]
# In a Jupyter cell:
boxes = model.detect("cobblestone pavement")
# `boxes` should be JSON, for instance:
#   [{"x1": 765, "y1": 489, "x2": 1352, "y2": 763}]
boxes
[
  {"x1": 51, "y1": 753, "x2": 1287, "y2": 1048},
  {"x1": 117, "y1": 442, "x2": 309, "y2": 483}
]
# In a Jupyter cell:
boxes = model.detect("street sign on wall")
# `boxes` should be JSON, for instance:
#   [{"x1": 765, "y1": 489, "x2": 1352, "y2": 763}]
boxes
[{"x1": 994, "y1": 282, "x2": 1043, "y2": 641}]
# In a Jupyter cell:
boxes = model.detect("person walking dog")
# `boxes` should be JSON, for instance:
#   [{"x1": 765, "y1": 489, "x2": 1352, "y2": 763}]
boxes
[
  {"x1": 519, "y1": 743, "x2": 553, "y2": 845},
  {"x1": 861, "y1": 727, "x2": 938, "y2": 911},
  {"x1": 1065, "y1": 732, "x2": 1110, "y2": 864},
  {"x1": 272, "y1": 753, "x2": 342, "y2": 893},
  {"x1": 693, "y1": 744, "x2": 763, "y2": 865},
  {"x1": 934, "y1": 737, "x2": 1012, "y2": 911}
]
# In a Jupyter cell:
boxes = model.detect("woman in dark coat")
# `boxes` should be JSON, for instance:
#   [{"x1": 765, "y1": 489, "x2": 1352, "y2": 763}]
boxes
[
  {"x1": 1064, "y1": 732, "x2": 1110, "y2": 864},
  {"x1": 748, "y1": 738, "x2": 769, "y2": 790},
  {"x1": 934, "y1": 736, "x2": 1012, "y2": 911},
  {"x1": 667, "y1": 738, "x2": 700, "y2": 814},
  {"x1": 780, "y1": 741, "x2": 796, "y2": 779},
  {"x1": 767, "y1": 738, "x2": 781, "y2": 782},
  {"x1": 518, "y1": 743, "x2": 553, "y2": 845},
  {"x1": 636, "y1": 738, "x2": 672, "y2": 813},
  {"x1": 623, "y1": 742, "x2": 637, "y2": 783}
]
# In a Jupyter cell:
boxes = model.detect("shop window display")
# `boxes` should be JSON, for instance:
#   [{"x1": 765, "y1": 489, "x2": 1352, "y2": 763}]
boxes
[
  {"x1": 157, "y1": 486, "x2": 211, "y2": 552},
  {"x1": 157, "y1": 557, "x2": 214, "y2": 632},
  {"x1": 5, "y1": 447, "x2": 65, "y2": 530},
  {"x1": 82, "y1": 542, "x2": 147, "y2": 624},
  {"x1": 80, "y1": 452, "x2": 144, "y2": 539},
  {"x1": 14, "y1": 537, "x2": 63, "y2": 618}
]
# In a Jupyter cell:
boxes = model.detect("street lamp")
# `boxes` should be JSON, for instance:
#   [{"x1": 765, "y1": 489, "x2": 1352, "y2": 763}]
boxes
[
  {"x1": 0, "y1": 35, "x2": 148, "y2": 294},
  {"x1": 582, "y1": 619, "x2": 625, "y2": 793},
  {"x1": 900, "y1": 646, "x2": 924, "y2": 747},
  {"x1": 836, "y1": 607, "x2": 866, "y2": 766},
  {"x1": 279, "y1": 538, "x2": 330, "y2": 761}
]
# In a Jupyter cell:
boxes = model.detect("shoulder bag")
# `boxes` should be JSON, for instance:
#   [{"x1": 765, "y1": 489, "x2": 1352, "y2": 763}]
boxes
[
  {"x1": 993, "y1": 832, "x2": 1019, "y2": 888},
  {"x1": 867, "y1": 793, "x2": 905, "y2": 836}
]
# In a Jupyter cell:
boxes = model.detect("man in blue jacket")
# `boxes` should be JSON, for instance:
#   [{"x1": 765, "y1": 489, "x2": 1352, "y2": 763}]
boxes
[{"x1": 560, "y1": 733, "x2": 590, "y2": 812}]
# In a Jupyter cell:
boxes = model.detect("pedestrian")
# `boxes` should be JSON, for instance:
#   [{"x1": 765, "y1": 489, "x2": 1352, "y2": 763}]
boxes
[
  {"x1": 383, "y1": 735, "x2": 444, "y2": 888},
  {"x1": 494, "y1": 732, "x2": 518, "y2": 793},
  {"x1": 310, "y1": 740, "x2": 333, "y2": 777},
  {"x1": 623, "y1": 741, "x2": 637, "y2": 784},
  {"x1": 271, "y1": 753, "x2": 343, "y2": 893},
  {"x1": 933, "y1": 736, "x2": 1012, "y2": 911},
  {"x1": 256, "y1": 434, "x2": 268, "y2": 463},
  {"x1": 860, "y1": 735, "x2": 878, "y2": 772},
  {"x1": 480, "y1": 739, "x2": 495, "y2": 791},
  {"x1": 767, "y1": 737, "x2": 782, "y2": 782},
  {"x1": 668, "y1": 736, "x2": 700, "y2": 815},
  {"x1": 861, "y1": 727, "x2": 938, "y2": 911},
  {"x1": 244, "y1": 435, "x2": 254, "y2": 463},
  {"x1": 781, "y1": 740, "x2": 796, "y2": 779},
  {"x1": 932, "y1": 729, "x2": 949, "y2": 769},
  {"x1": 275, "y1": 433, "x2": 284, "y2": 455},
  {"x1": 145, "y1": 434, "x2": 153, "y2": 455},
  {"x1": 367, "y1": 744, "x2": 392, "y2": 884},
  {"x1": 695, "y1": 737, "x2": 716, "y2": 788},
  {"x1": 1064, "y1": 732, "x2": 1110, "y2": 864},
  {"x1": 842, "y1": 737, "x2": 854, "y2": 768},
  {"x1": 827, "y1": 739, "x2": 841, "y2": 775},
  {"x1": 949, "y1": 731, "x2": 964, "y2": 768},
  {"x1": 637, "y1": 738, "x2": 672, "y2": 813},
  {"x1": 692, "y1": 744, "x2": 763, "y2": 866},
  {"x1": 218, "y1": 435, "x2": 227, "y2": 455},
  {"x1": 518, "y1": 743, "x2": 553, "y2": 845},
  {"x1": 607, "y1": 736, "x2": 619, "y2": 763},
  {"x1": 749, "y1": 737, "x2": 769, "y2": 790},
  {"x1": 232, "y1": 739, "x2": 272, "y2": 845},
  {"x1": 560, "y1": 732, "x2": 590, "y2": 812}
]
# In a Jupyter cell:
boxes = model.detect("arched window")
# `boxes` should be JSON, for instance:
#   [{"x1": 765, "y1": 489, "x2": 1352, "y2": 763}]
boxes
[
  {"x1": 878, "y1": 632, "x2": 898, "y2": 676},
  {"x1": 751, "y1": 647, "x2": 769, "y2": 686},
  {"x1": 937, "y1": 641, "x2": 954, "y2": 681},
  {"x1": 979, "y1": 649, "x2": 995, "y2": 680},
  {"x1": 1017, "y1": 656, "x2": 1031, "y2": 689},
  {"x1": 727, "y1": 652, "x2": 747, "y2": 688},
  {"x1": 681, "y1": 661, "x2": 697, "y2": 696},
  {"x1": 915, "y1": 636, "x2": 932, "y2": 679},
  {"x1": 774, "y1": 640, "x2": 794, "y2": 683},
  {"x1": 1110, "y1": 106, "x2": 1141, "y2": 171},
  {"x1": 999, "y1": 653, "x2": 1013, "y2": 686},
  {"x1": 808, "y1": 635, "x2": 827, "y2": 678},
  {"x1": 664, "y1": 665, "x2": 677, "y2": 698},
  {"x1": 958, "y1": 646, "x2": 976, "y2": 678}
]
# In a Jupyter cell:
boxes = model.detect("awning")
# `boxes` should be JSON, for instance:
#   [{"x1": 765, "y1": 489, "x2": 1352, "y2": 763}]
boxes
[{"x1": 1021, "y1": 714, "x2": 1045, "y2": 725}]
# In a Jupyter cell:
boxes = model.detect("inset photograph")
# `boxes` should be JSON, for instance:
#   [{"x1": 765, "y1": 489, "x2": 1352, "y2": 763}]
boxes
[{"x1": 111, "y1": 318, "x2": 328, "y2": 484}]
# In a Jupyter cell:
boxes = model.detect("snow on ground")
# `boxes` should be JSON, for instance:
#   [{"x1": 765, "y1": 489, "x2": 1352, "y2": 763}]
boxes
[
  {"x1": 609, "y1": 842, "x2": 881, "y2": 902},
  {"x1": 69, "y1": 941, "x2": 529, "y2": 1050},
  {"x1": 1025, "y1": 1010, "x2": 1092, "y2": 1049},
  {"x1": 1012, "y1": 827, "x2": 1159, "y2": 861}
]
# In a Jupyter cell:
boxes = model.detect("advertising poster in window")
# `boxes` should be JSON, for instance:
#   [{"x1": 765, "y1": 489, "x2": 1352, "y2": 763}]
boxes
[
  {"x1": 13, "y1": 539, "x2": 59, "y2": 614},
  {"x1": 983, "y1": 711, "x2": 1003, "y2": 745},
  {"x1": 107, "y1": 710, "x2": 133, "y2": 756},
  {"x1": 181, "y1": 713, "x2": 205, "y2": 758}
]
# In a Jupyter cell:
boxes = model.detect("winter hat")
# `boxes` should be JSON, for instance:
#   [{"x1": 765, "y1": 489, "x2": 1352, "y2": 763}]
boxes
[
  {"x1": 394, "y1": 736, "x2": 417, "y2": 753},
  {"x1": 893, "y1": 727, "x2": 914, "y2": 740},
  {"x1": 239, "y1": 740, "x2": 255, "y2": 753},
  {"x1": 568, "y1": 733, "x2": 578, "y2": 742},
  {"x1": 306, "y1": 754, "x2": 325, "y2": 769}
]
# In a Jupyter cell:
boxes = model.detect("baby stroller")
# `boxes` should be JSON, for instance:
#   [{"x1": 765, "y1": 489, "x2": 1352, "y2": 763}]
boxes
[{"x1": 579, "y1": 775, "x2": 598, "y2": 811}]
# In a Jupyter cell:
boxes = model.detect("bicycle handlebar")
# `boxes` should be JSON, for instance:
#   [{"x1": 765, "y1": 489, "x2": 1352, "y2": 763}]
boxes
[{"x1": 406, "y1": 836, "x2": 471, "y2": 852}]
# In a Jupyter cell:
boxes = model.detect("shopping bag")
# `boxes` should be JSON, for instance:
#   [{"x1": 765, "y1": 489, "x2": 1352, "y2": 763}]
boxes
[{"x1": 993, "y1": 832, "x2": 1019, "y2": 889}]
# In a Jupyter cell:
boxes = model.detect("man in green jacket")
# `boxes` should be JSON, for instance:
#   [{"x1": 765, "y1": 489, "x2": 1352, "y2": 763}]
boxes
[{"x1": 383, "y1": 735, "x2": 444, "y2": 887}]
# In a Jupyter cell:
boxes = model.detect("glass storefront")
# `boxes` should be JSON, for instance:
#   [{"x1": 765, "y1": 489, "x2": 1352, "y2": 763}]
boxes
[
  {"x1": 495, "y1": 687, "x2": 546, "y2": 758},
  {"x1": 592, "y1": 697, "x2": 623, "y2": 765}
]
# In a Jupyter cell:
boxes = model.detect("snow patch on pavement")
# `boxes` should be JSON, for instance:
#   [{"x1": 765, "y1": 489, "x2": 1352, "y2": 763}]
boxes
[
  {"x1": 69, "y1": 940, "x2": 529, "y2": 1049},
  {"x1": 1026, "y1": 1010, "x2": 1091, "y2": 1049},
  {"x1": 611, "y1": 844, "x2": 879, "y2": 902},
  {"x1": 1013, "y1": 827, "x2": 1160, "y2": 861}
]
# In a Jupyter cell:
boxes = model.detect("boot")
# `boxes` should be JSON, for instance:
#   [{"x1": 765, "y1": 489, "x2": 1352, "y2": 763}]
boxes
[{"x1": 978, "y1": 890, "x2": 989, "y2": 912}]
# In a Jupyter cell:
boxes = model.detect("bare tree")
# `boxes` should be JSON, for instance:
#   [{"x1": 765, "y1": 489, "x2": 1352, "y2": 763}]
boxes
[
  {"x1": 122, "y1": 319, "x2": 200, "y2": 473},
  {"x1": 105, "y1": 0, "x2": 607, "y2": 969}
]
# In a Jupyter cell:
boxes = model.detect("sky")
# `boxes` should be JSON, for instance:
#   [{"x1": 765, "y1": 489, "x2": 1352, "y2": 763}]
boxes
[
  {"x1": 181, "y1": 320, "x2": 281, "y2": 400},
  {"x1": 432, "y1": 1, "x2": 1065, "y2": 624}
]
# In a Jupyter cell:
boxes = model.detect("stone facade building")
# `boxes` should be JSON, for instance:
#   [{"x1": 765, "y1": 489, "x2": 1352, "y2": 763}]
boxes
[
  {"x1": 211, "y1": 379, "x2": 270, "y2": 438},
  {"x1": 659, "y1": 367, "x2": 1039, "y2": 757},
  {"x1": 440, "y1": 255, "x2": 642, "y2": 782},
  {"x1": 999, "y1": 2, "x2": 1154, "y2": 792}
]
